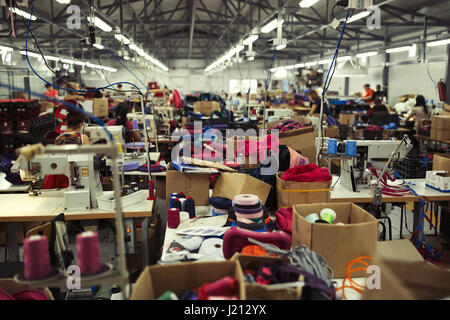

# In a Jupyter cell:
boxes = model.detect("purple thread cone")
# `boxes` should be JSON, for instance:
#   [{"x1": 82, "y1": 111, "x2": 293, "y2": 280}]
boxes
[
  {"x1": 23, "y1": 235, "x2": 51, "y2": 280},
  {"x1": 76, "y1": 231, "x2": 101, "y2": 276}
]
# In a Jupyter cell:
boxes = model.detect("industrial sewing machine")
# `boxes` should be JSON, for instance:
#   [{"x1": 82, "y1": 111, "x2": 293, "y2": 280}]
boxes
[
  {"x1": 127, "y1": 114, "x2": 158, "y2": 139},
  {"x1": 264, "y1": 108, "x2": 294, "y2": 123},
  {"x1": 11, "y1": 150, "x2": 104, "y2": 211},
  {"x1": 83, "y1": 125, "x2": 125, "y2": 145},
  {"x1": 337, "y1": 138, "x2": 413, "y2": 192}
]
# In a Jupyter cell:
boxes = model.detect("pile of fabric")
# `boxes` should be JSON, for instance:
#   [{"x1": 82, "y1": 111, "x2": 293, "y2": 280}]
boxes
[
  {"x1": 269, "y1": 120, "x2": 310, "y2": 133},
  {"x1": 281, "y1": 164, "x2": 332, "y2": 183},
  {"x1": 157, "y1": 276, "x2": 239, "y2": 300}
]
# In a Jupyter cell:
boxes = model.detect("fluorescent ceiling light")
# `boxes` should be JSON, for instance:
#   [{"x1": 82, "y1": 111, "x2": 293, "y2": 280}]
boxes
[
  {"x1": 305, "y1": 61, "x2": 317, "y2": 67},
  {"x1": 261, "y1": 18, "x2": 284, "y2": 33},
  {"x1": 61, "y1": 58, "x2": 74, "y2": 64},
  {"x1": 299, "y1": 0, "x2": 320, "y2": 8},
  {"x1": 56, "y1": 0, "x2": 71, "y2": 4},
  {"x1": 114, "y1": 34, "x2": 130, "y2": 45},
  {"x1": 243, "y1": 35, "x2": 259, "y2": 45},
  {"x1": 124, "y1": 56, "x2": 130, "y2": 61},
  {"x1": 426, "y1": 39, "x2": 450, "y2": 47},
  {"x1": 74, "y1": 61, "x2": 86, "y2": 66},
  {"x1": 386, "y1": 46, "x2": 412, "y2": 54},
  {"x1": 10, "y1": 7, "x2": 37, "y2": 21},
  {"x1": 93, "y1": 43, "x2": 104, "y2": 50},
  {"x1": 276, "y1": 44, "x2": 287, "y2": 51},
  {"x1": 356, "y1": 51, "x2": 378, "y2": 58},
  {"x1": 285, "y1": 65, "x2": 296, "y2": 70},
  {"x1": 295, "y1": 63, "x2": 305, "y2": 68},
  {"x1": 0, "y1": 45, "x2": 13, "y2": 52},
  {"x1": 44, "y1": 55, "x2": 59, "y2": 61},
  {"x1": 20, "y1": 51, "x2": 40, "y2": 58},
  {"x1": 347, "y1": 11, "x2": 371, "y2": 23},
  {"x1": 129, "y1": 43, "x2": 137, "y2": 51},
  {"x1": 87, "y1": 16, "x2": 112, "y2": 32},
  {"x1": 248, "y1": 56, "x2": 255, "y2": 61},
  {"x1": 319, "y1": 59, "x2": 332, "y2": 65},
  {"x1": 337, "y1": 56, "x2": 352, "y2": 62}
]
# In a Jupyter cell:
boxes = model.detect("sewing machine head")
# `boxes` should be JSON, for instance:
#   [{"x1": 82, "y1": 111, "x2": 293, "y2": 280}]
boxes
[
  {"x1": 11, "y1": 148, "x2": 104, "y2": 210},
  {"x1": 83, "y1": 125, "x2": 125, "y2": 145}
]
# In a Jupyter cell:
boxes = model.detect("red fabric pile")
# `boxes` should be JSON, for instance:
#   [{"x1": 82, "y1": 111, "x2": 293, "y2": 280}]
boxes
[
  {"x1": 275, "y1": 208, "x2": 293, "y2": 235},
  {"x1": 281, "y1": 164, "x2": 332, "y2": 182}
]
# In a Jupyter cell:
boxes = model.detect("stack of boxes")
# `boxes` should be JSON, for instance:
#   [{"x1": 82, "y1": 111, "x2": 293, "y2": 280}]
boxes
[{"x1": 431, "y1": 115, "x2": 450, "y2": 141}]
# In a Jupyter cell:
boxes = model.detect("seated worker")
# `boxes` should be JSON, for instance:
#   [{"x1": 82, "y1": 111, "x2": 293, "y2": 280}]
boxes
[
  {"x1": 307, "y1": 90, "x2": 331, "y2": 117},
  {"x1": 362, "y1": 84, "x2": 375, "y2": 104},
  {"x1": 373, "y1": 84, "x2": 385, "y2": 100},
  {"x1": 106, "y1": 102, "x2": 141, "y2": 142},
  {"x1": 43, "y1": 110, "x2": 89, "y2": 189},
  {"x1": 405, "y1": 95, "x2": 430, "y2": 133}
]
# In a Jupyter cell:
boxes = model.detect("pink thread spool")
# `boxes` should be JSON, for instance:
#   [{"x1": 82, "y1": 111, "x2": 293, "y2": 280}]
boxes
[
  {"x1": 76, "y1": 231, "x2": 101, "y2": 276},
  {"x1": 168, "y1": 208, "x2": 180, "y2": 229},
  {"x1": 147, "y1": 179, "x2": 156, "y2": 200},
  {"x1": 23, "y1": 235, "x2": 51, "y2": 280}
]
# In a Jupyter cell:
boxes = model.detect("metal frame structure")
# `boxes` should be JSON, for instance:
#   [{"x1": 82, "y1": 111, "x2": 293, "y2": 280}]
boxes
[{"x1": 1, "y1": 0, "x2": 449, "y2": 62}]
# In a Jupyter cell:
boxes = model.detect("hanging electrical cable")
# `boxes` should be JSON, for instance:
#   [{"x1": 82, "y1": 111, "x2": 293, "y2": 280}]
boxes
[{"x1": 23, "y1": 0, "x2": 143, "y2": 96}]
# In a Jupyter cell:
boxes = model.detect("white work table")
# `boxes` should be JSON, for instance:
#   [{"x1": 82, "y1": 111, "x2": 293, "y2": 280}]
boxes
[
  {"x1": 330, "y1": 176, "x2": 450, "y2": 203},
  {"x1": 0, "y1": 192, "x2": 153, "y2": 265}
]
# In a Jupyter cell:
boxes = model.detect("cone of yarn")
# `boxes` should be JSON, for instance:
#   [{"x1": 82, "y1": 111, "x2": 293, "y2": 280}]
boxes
[
  {"x1": 76, "y1": 231, "x2": 102, "y2": 276},
  {"x1": 168, "y1": 208, "x2": 180, "y2": 229},
  {"x1": 23, "y1": 235, "x2": 52, "y2": 280}
]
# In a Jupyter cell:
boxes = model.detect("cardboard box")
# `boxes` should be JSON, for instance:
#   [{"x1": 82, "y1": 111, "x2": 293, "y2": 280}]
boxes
[
  {"x1": 225, "y1": 136, "x2": 260, "y2": 169},
  {"x1": 232, "y1": 254, "x2": 301, "y2": 300},
  {"x1": 435, "y1": 128, "x2": 450, "y2": 141},
  {"x1": 193, "y1": 101, "x2": 221, "y2": 116},
  {"x1": 278, "y1": 126, "x2": 317, "y2": 165},
  {"x1": 0, "y1": 279, "x2": 54, "y2": 300},
  {"x1": 165, "y1": 164, "x2": 210, "y2": 205},
  {"x1": 339, "y1": 114, "x2": 355, "y2": 126},
  {"x1": 131, "y1": 260, "x2": 246, "y2": 300},
  {"x1": 431, "y1": 115, "x2": 450, "y2": 130},
  {"x1": 92, "y1": 98, "x2": 108, "y2": 117},
  {"x1": 425, "y1": 170, "x2": 450, "y2": 191},
  {"x1": 292, "y1": 203, "x2": 378, "y2": 278},
  {"x1": 361, "y1": 258, "x2": 450, "y2": 300},
  {"x1": 326, "y1": 125, "x2": 339, "y2": 138},
  {"x1": 276, "y1": 173, "x2": 331, "y2": 208},
  {"x1": 432, "y1": 153, "x2": 450, "y2": 173},
  {"x1": 212, "y1": 172, "x2": 272, "y2": 205},
  {"x1": 430, "y1": 126, "x2": 437, "y2": 140}
]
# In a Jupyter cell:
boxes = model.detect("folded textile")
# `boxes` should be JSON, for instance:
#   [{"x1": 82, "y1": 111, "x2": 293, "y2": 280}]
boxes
[
  {"x1": 138, "y1": 164, "x2": 166, "y2": 172},
  {"x1": 281, "y1": 164, "x2": 332, "y2": 183},
  {"x1": 275, "y1": 208, "x2": 293, "y2": 235},
  {"x1": 209, "y1": 197, "x2": 232, "y2": 210}
]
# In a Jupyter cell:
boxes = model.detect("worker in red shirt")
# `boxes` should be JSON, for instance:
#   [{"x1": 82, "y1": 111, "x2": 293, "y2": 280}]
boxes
[
  {"x1": 362, "y1": 84, "x2": 375, "y2": 104},
  {"x1": 43, "y1": 84, "x2": 58, "y2": 100}
]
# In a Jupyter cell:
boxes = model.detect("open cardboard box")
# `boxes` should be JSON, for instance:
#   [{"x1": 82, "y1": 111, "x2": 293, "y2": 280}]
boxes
[
  {"x1": 292, "y1": 203, "x2": 378, "y2": 278},
  {"x1": 362, "y1": 258, "x2": 450, "y2": 300},
  {"x1": 232, "y1": 254, "x2": 301, "y2": 300},
  {"x1": 433, "y1": 153, "x2": 450, "y2": 173},
  {"x1": 165, "y1": 163, "x2": 210, "y2": 206},
  {"x1": 276, "y1": 173, "x2": 331, "y2": 208},
  {"x1": 212, "y1": 172, "x2": 272, "y2": 205},
  {"x1": 131, "y1": 260, "x2": 246, "y2": 300},
  {"x1": 0, "y1": 279, "x2": 54, "y2": 300}
]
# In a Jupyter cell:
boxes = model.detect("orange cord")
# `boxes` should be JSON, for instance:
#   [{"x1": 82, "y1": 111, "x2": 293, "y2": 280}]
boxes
[{"x1": 335, "y1": 256, "x2": 374, "y2": 300}]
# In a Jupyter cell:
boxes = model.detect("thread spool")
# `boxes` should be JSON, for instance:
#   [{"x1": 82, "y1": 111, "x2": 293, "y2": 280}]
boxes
[
  {"x1": 320, "y1": 208, "x2": 337, "y2": 224},
  {"x1": 305, "y1": 213, "x2": 320, "y2": 223},
  {"x1": 199, "y1": 238, "x2": 224, "y2": 258},
  {"x1": 345, "y1": 140, "x2": 357, "y2": 156},
  {"x1": 172, "y1": 197, "x2": 182, "y2": 210},
  {"x1": 336, "y1": 223, "x2": 345, "y2": 226},
  {"x1": 147, "y1": 179, "x2": 156, "y2": 200},
  {"x1": 185, "y1": 196, "x2": 196, "y2": 219},
  {"x1": 327, "y1": 138, "x2": 338, "y2": 155},
  {"x1": 178, "y1": 192, "x2": 186, "y2": 199},
  {"x1": 233, "y1": 194, "x2": 259, "y2": 206},
  {"x1": 132, "y1": 119, "x2": 139, "y2": 130},
  {"x1": 168, "y1": 208, "x2": 180, "y2": 229},
  {"x1": 76, "y1": 231, "x2": 102, "y2": 276},
  {"x1": 204, "y1": 276, "x2": 238, "y2": 297},
  {"x1": 23, "y1": 235, "x2": 51, "y2": 280}
]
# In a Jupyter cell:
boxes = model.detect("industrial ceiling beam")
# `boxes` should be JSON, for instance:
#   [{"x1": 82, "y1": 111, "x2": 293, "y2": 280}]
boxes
[{"x1": 188, "y1": 0, "x2": 199, "y2": 60}]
